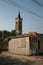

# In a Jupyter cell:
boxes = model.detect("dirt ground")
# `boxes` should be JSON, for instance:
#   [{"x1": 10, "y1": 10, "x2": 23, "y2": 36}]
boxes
[{"x1": 0, "y1": 51, "x2": 43, "y2": 65}]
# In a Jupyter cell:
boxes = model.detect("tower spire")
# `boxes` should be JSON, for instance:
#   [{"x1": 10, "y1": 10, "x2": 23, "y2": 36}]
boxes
[
  {"x1": 15, "y1": 11, "x2": 23, "y2": 35},
  {"x1": 18, "y1": 11, "x2": 21, "y2": 19}
]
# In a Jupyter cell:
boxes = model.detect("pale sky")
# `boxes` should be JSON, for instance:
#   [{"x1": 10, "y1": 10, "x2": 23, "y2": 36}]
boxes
[{"x1": 0, "y1": 0, "x2": 43, "y2": 33}]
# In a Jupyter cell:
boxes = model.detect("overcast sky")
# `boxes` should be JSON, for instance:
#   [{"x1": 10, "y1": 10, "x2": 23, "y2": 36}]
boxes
[{"x1": 0, "y1": 0, "x2": 43, "y2": 33}]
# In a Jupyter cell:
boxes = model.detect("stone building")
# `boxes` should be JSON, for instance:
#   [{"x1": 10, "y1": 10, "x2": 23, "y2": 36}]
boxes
[
  {"x1": 8, "y1": 33, "x2": 37, "y2": 55},
  {"x1": 8, "y1": 33, "x2": 43, "y2": 55}
]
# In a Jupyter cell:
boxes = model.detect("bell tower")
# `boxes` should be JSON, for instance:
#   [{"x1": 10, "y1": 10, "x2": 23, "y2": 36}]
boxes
[{"x1": 15, "y1": 11, "x2": 23, "y2": 35}]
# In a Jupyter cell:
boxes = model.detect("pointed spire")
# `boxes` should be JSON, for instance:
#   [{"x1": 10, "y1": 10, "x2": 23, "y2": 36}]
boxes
[{"x1": 18, "y1": 11, "x2": 21, "y2": 19}]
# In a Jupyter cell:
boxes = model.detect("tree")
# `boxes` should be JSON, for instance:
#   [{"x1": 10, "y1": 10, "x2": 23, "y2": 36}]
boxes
[{"x1": 11, "y1": 30, "x2": 16, "y2": 36}]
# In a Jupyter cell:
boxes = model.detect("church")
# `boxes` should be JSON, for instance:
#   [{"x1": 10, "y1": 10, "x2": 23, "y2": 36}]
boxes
[{"x1": 3, "y1": 11, "x2": 43, "y2": 55}]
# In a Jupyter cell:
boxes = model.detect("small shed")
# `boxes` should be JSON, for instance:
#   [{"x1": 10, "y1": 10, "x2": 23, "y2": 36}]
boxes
[{"x1": 8, "y1": 34, "x2": 37, "y2": 55}]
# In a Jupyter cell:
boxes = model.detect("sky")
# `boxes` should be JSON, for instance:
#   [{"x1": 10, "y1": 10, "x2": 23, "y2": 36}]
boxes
[{"x1": 0, "y1": 0, "x2": 43, "y2": 34}]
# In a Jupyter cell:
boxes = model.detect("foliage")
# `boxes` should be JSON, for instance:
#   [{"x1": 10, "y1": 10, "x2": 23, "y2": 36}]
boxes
[{"x1": 11, "y1": 30, "x2": 16, "y2": 36}]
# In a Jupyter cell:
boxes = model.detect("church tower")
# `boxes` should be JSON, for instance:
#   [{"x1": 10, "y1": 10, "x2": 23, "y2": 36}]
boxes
[{"x1": 15, "y1": 11, "x2": 23, "y2": 35}]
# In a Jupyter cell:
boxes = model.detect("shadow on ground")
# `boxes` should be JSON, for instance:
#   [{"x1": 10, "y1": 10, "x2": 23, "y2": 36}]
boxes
[{"x1": 0, "y1": 55, "x2": 36, "y2": 65}]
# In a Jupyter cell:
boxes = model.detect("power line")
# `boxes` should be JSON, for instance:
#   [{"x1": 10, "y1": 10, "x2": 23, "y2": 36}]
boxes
[
  {"x1": 32, "y1": 0, "x2": 43, "y2": 8},
  {"x1": 2, "y1": 0, "x2": 43, "y2": 19}
]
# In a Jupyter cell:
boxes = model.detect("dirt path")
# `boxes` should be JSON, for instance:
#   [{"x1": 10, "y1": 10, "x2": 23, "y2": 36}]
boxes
[{"x1": 0, "y1": 51, "x2": 43, "y2": 65}]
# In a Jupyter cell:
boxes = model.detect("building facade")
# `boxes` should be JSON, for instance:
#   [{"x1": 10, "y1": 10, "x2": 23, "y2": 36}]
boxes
[{"x1": 8, "y1": 34, "x2": 37, "y2": 55}]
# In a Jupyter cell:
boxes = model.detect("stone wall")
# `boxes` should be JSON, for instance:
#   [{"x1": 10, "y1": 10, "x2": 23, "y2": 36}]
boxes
[{"x1": 8, "y1": 37, "x2": 36, "y2": 55}]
